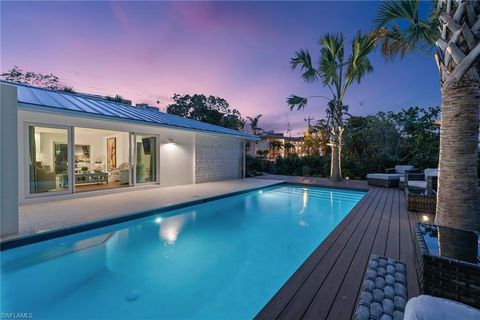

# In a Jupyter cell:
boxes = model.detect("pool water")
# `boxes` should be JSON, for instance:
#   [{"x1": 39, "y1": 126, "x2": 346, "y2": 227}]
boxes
[{"x1": 1, "y1": 185, "x2": 365, "y2": 319}]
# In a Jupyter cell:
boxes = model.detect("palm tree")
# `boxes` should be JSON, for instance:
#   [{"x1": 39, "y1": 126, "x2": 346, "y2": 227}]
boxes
[
  {"x1": 375, "y1": 0, "x2": 480, "y2": 232},
  {"x1": 247, "y1": 114, "x2": 264, "y2": 135},
  {"x1": 269, "y1": 140, "x2": 284, "y2": 159},
  {"x1": 284, "y1": 141, "x2": 295, "y2": 155},
  {"x1": 61, "y1": 86, "x2": 75, "y2": 93},
  {"x1": 287, "y1": 31, "x2": 377, "y2": 181}
]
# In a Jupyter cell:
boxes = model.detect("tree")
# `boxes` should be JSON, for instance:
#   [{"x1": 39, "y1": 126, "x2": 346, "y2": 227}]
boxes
[
  {"x1": 246, "y1": 114, "x2": 264, "y2": 135},
  {"x1": 287, "y1": 31, "x2": 377, "y2": 181},
  {"x1": 0, "y1": 65, "x2": 73, "y2": 91},
  {"x1": 386, "y1": 106, "x2": 440, "y2": 169},
  {"x1": 302, "y1": 132, "x2": 322, "y2": 156},
  {"x1": 312, "y1": 119, "x2": 331, "y2": 155},
  {"x1": 61, "y1": 86, "x2": 76, "y2": 93},
  {"x1": 284, "y1": 141, "x2": 295, "y2": 155},
  {"x1": 343, "y1": 114, "x2": 402, "y2": 178},
  {"x1": 166, "y1": 94, "x2": 245, "y2": 130},
  {"x1": 269, "y1": 140, "x2": 284, "y2": 158},
  {"x1": 105, "y1": 95, "x2": 132, "y2": 105},
  {"x1": 375, "y1": 0, "x2": 480, "y2": 232}
]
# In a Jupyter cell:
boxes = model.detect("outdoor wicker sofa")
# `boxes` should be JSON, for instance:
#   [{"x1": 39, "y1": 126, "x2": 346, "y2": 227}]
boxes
[{"x1": 367, "y1": 165, "x2": 414, "y2": 188}]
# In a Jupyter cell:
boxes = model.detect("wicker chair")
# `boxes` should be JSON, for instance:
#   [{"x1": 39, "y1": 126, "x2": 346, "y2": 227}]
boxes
[
  {"x1": 414, "y1": 223, "x2": 480, "y2": 309},
  {"x1": 406, "y1": 169, "x2": 438, "y2": 191}
]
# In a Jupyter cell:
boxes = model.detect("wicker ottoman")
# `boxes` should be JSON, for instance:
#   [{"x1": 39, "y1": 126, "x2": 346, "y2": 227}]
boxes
[
  {"x1": 405, "y1": 188, "x2": 436, "y2": 214},
  {"x1": 354, "y1": 255, "x2": 408, "y2": 320},
  {"x1": 367, "y1": 174, "x2": 402, "y2": 188},
  {"x1": 414, "y1": 223, "x2": 480, "y2": 309}
]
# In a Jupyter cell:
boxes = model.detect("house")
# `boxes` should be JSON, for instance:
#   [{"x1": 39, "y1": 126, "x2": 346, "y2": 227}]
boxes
[
  {"x1": 0, "y1": 82, "x2": 257, "y2": 236},
  {"x1": 252, "y1": 131, "x2": 306, "y2": 159}
]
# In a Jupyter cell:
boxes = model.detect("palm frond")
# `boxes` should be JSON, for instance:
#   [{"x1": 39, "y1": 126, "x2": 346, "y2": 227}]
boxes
[
  {"x1": 319, "y1": 33, "x2": 344, "y2": 61},
  {"x1": 374, "y1": 0, "x2": 438, "y2": 61},
  {"x1": 287, "y1": 95, "x2": 309, "y2": 111},
  {"x1": 318, "y1": 33, "x2": 345, "y2": 89},
  {"x1": 346, "y1": 31, "x2": 376, "y2": 85},
  {"x1": 374, "y1": 0, "x2": 419, "y2": 28},
  {"x1": 290, "y1": 49, "x2": 319, "y2": 83}
]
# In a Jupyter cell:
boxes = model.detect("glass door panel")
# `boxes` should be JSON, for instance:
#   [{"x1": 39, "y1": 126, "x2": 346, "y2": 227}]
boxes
[
  {"x1": 28, "y1": 126, "x2": 69, "y2": 194},
  {"x1": 135, "y1": 135, "x2": 157, "y2": 183}
]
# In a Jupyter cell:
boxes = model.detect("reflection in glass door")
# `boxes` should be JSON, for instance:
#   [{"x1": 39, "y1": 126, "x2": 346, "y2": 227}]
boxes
[
  {"x1": 28, "y1": 125, "x2": 70, "y2": 195},
  {"x1": 135, "y1": 134, "x2": 157, "y2": 183}
]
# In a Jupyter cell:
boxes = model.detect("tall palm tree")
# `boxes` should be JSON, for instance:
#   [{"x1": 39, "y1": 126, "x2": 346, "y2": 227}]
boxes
[
  {"x1": 376, "y1": 0, "x2": 480, "y2": 232},
  {"x1": 287, "y1": 31, "x2": 376, "y2": 181},
  {"x1": 247, "y1": 114, "x2": 264, "y2": 135}
]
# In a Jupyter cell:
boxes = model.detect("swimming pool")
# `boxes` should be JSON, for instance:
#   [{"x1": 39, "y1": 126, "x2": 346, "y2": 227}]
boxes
[{"x1": 1, "y1": 184, "x2": 365, "y2": 319}]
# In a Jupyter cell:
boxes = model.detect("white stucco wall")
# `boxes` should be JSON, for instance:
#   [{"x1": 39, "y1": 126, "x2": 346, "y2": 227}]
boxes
[
  {"x1": 1, "y1": 84, "x2": 19, "y2": 236},
  {"x1": 195, "y1": 134, "x2": 243, "y2": 183},
  {"x1": 159, "y1": 131, "x2": 195, "y2": 187}
]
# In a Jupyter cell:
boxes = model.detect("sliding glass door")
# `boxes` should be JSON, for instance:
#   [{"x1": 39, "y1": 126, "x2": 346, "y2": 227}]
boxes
[
  {"x1": 27, "y1": 125, "x2": 71, "y2": 195},
  {"x1": 134, "y1": 134, "x2": 157, "y2": 184},
  {"x1": 26, "y1": 125, "x2": 160, "y2": 197}
]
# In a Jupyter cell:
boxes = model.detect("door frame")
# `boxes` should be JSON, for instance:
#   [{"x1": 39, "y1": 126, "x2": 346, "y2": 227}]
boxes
[
  {"x1": 24, "y1": 122, "x2": 73, "y2": 199},
  {"x1": 131, "y1": 132, "x2": 160, "y2": 186}
]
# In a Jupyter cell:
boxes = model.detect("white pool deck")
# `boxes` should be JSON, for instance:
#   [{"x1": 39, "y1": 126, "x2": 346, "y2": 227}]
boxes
[{"x1": 2, "y1": 178, "x2": 282, "y2": 242}]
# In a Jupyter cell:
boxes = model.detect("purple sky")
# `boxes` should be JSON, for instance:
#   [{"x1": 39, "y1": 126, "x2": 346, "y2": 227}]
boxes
[{"x1": 1, "y1": 1, "x2": 440, "y2": 135}]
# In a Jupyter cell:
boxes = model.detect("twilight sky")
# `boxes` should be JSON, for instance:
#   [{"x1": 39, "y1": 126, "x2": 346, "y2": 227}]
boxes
[{"x1": 1, "y1": 1, "x2": 440, "y2": 135}]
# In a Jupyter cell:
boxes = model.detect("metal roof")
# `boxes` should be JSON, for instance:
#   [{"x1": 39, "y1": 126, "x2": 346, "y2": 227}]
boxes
[{"x1": 3, "y1": 81, "x2": 256, "y2": 139}]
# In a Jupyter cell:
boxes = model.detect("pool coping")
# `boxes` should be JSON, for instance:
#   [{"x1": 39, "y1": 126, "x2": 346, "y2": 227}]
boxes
[{"x1": 0, "y1": 181, "x2": 367, "y2": 251}]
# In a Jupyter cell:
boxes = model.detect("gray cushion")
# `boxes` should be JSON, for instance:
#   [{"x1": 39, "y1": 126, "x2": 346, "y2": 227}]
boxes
[
  {"x1": 367, "y1": 173, "x2": 403, "y2": 180},
  {"x1": 424, "y1": 168, "x2": 438, "y2": 178},
  {"x1": 408, "y1": 180, "x2": 427, "y2": 189},
  {"x1": 404, "y1": 295, "x2": 480, "y2": 320},
  {"x1": 395, "y1": 165, "x2": 414, "y2": 174},
  {"x1": 399, "y1": 176, "x2": 405, "y2": 183}
]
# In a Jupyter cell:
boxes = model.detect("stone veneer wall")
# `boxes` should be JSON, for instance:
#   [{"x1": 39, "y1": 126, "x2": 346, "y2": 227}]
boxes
[{"x1": 195, "y1": 134, "x2": 243, "y2": 183}]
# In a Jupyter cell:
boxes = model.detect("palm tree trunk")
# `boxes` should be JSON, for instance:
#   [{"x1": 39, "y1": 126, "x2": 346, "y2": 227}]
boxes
[
  {"x1": 435, "y1": 77, "x2": 480, "y2": 233},
  {"x1": 330, "y1": 133, "x2": 342, "y2": 182}
]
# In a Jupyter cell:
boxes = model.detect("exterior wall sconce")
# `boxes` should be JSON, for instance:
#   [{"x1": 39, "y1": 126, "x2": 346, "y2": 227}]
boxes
[{"x1": 167, "y1": 138, "x2": 175, "y2": 144}]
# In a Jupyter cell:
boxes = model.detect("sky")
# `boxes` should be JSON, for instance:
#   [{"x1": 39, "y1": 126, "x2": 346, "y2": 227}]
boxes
[{"x1": 1, "y1": 1, "x2": 440, "y2": 135}]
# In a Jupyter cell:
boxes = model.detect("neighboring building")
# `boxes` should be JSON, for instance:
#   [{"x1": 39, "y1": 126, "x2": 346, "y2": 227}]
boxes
[
  {"x1": 0, "y1": 81, "x2": 257, "y2": 236},
  {"x1": 251, "y1": 131, "x2": 306, "y2": 159}
]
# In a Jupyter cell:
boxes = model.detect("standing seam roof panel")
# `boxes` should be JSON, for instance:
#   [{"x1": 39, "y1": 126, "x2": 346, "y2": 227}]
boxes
[{"x1": 9, "y1": 82, "x2": 256, "y2": 139}]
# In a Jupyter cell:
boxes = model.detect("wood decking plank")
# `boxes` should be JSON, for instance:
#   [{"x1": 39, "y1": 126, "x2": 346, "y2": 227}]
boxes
[
  {"x1": 255, "y1": 188, "x2": 380, "y2": 320},
  {"x1": 276, "y1": 189, "x2": 387, "y2": 320},
  {"x1": 370, "y1": 187, "x2": 395, "y2": 256},
  {"x1": 324, "y1": 189, "x2": 395, "y2": 320},
  {"x1": 385, "y1": 189, "x2": 401, "y2": 260}
]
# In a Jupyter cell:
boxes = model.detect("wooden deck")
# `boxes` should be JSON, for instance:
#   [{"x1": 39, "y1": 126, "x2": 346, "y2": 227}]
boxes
[{"x1": 255, "y1": 186, "x2": 420, "y2": 320}]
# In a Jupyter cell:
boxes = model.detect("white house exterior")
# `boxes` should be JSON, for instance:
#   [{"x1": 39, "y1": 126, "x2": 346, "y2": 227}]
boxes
[{"x1": 0, "y1": 82, "x2": 257, "y2": 236}]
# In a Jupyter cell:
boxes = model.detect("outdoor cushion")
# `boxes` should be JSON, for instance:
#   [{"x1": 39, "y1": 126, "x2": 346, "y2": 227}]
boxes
[
  {"x1": 408, "y1": 180, "x2": 427, "y2": 189},
  {"x1": 424, "y1": 168, "x2": 438, "y2": 178},
  {"x1": 395, "y1": 165, "x2": 414, "y2": 174},
  {"x1": 404, "y1": 295, "x2": 480, "y2": 320},
  {"x1": 367, "y1": 173, "x2": 403, "y2": 180},
  {"x1": 400, "y1": 176, "x2": 405, "y2": 183}
]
